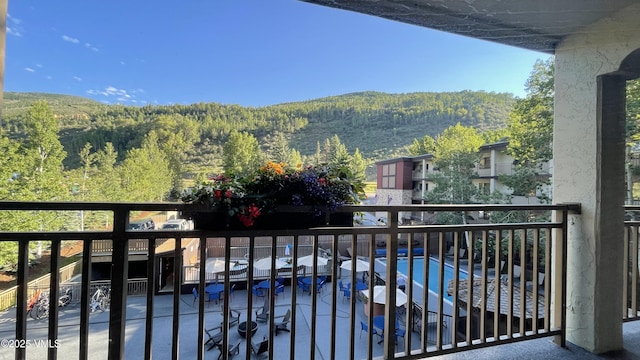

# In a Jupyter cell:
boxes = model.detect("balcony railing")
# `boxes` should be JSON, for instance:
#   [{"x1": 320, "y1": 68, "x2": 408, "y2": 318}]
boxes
[
  {"x1": 624, "y1": 206, "x2": 640, "y2": 322},
  {"x1": 0, "y1": 201, "x2": 580, "y2": 360}
]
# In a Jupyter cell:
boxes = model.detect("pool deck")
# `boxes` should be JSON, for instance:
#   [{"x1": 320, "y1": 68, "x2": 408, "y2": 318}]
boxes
[{"x1": 0, "y1": 260, "x2": 639, "y2": 360}]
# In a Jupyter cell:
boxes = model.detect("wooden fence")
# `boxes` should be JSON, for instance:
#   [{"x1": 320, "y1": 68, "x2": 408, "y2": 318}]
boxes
[
  {"x1": 0, "y1": 261, "x2": 149, "y2": 311},
  {"x1": 0, "y1": 260, "x2": 82, "y2": 311}
]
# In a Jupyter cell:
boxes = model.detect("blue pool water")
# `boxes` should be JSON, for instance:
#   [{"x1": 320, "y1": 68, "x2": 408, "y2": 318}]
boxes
[{"x1": 395, "y1": 257, "x2": 468, "y2": 302}]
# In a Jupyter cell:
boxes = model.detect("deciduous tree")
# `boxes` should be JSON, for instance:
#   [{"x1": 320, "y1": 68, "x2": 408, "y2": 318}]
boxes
[
  {"x1": 222, "y1": 130, "x2": 261, "y2": 176},
  {"x1": 503, "y1": 58, "x2": 554, "y2": 200}
]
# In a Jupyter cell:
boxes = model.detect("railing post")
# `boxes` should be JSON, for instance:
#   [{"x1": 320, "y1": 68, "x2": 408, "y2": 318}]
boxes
[
  {"x1": 384, "y1": 208, "x2": 399, "y2": 359},
  {"x1": 15, "y1": 241, "x2": 29, "y2": 360},
  {"x1": 551, "y1": 207, "x2": 569, "y2": 347},
  {"x1": 108, "y1": 208, "x2": 129, "y2": 359}
]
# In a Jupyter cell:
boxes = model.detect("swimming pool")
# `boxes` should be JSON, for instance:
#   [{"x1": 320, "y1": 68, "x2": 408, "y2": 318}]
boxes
[{"x1": 395, "y1": 257, "x2": 468, "y2": 303}]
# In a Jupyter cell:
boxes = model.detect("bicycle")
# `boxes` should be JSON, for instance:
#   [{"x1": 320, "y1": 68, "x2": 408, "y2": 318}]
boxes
[
  {"x1": 26, "y1": 290, "x2": 41, "y2": 320},
  {"x1": 90, "y1": 286, "x2": 110, "y2": 312},
  {"x1": 58, "y1": 288, "x2": 72, "y2": 308},
  {"x1": 26, "y1": 290, "x2": 49, "y2": 320}
]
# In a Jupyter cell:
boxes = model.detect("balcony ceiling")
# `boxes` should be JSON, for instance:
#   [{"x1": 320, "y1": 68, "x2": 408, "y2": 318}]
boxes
[{"x1": 299, "y1": 0, "x2": 636, "y2": 54}]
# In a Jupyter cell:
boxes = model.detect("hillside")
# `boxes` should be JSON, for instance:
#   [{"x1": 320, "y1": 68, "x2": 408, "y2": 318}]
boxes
[{"x1": 1, "y1": 91, "x2": 515, "y2": 176}]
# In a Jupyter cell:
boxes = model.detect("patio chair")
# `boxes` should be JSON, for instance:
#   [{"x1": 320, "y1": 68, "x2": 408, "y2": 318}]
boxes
[
  {"x1": 275, "y1": 284, "x2": 285, "y2": 299},
  {"x1": 274, "y1": 309, "x2": 291, "y2": 336},
  {"x1": 359, "y1": 321, "x2": 380, "y2": 341},
  {"x1": 216, "y1": 341, "x2": 240, "y2": 360},
  {"x1": 192, "y1": 287, "x2": 199, "y2": 305},
  {"x1": 297, "y1": 278, "x2": 310, "y2": 294},
  {"x1": 193, "y1": 287, "x2": 210, "y2": 307},
  {"x1": 204, "y1": 326, "x2": 223, "y2": 351},
  {"x1": 339, "y1": 281, "x2": 351, "y2": 302},
  {"x1": 252, "y1": 285, "x2": 266, "y2": 299},
  {"x1": 251, "y1": 337, "x2": 269, "y2": 358},
  {"x1": 229, "y1": 284, "x2": 236, "y2": 299},
  {"x1": 221, "y1": 308, "x2": 241, "y2": 328},
  {"x1": 255, "y1": 298, "x2": 269, "y2": 322}
]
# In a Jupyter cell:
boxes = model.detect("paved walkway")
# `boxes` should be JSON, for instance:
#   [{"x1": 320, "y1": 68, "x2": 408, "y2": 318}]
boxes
[{"x1": 0, "y1": 278, "x2": 638, "y2": 360}]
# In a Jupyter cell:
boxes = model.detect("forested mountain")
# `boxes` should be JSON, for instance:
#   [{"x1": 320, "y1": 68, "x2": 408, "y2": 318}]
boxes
[{"x1": 0, "y1": 91, "x2": 515, "y2": 176}]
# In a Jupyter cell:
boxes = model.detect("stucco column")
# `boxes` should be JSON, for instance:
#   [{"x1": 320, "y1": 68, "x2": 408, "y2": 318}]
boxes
[{"x1": 553, "y1": 4, "x2": 640, "y2": 352}]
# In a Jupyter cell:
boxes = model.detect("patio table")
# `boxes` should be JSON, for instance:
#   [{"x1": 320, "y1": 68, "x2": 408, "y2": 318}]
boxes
[
  {"x1": 347, "y1": 281, "x2": 368, "y2": 291},
  {"x1": 205, "y1": 284, "x2": 224, "y2": 301}
]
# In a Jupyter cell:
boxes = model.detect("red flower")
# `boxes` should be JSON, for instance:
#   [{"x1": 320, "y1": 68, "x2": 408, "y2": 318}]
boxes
[
  {"x1": 214, "y1": 190, "x2": 222, "y2": 199},
  {"x1": 248, "y1": 204, "x2": 261, "y2": 217},
  {"x1": 319, "y1": 177, "x2": 326, "y2": 186},
  {"x1": 225, "y1": 190, "x2": 233, "y2": 198},
  {"x1": 238, "y1": 214, "x2": 255, "y2": 227}
]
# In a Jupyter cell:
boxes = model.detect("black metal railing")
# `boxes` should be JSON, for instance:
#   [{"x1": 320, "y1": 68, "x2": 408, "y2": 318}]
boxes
[
  {"x1": 0, "y1": 201, "x2": 578, "y2": 360},
  {"x1": 624, "y1": 205, "x2": 640, "y2": 322}
]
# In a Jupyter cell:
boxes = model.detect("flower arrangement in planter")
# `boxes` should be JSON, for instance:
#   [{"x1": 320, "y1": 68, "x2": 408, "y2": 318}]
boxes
[{"x1": 180, "y1": 161, "x2": 364, "y2": 229}]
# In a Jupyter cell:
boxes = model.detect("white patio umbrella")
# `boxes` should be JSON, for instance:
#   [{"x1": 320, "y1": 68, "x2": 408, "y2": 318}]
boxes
[
  {"x1": 297, "y1": 255, "x2": 329, "y2": 268},
  {"x1": 205, "y1": 259, "x2": 227, "y2": 274},
  {"x1": 362, "y1": 285, "x2": 408, "y2": 306},
  {"x1": 340, "y1": 259, "x2": 370, "y2": 273},
  {"x1": 254, "y1": 257, "x2": 287, "y2": 270},
  {"x1": 340, "y1": 259, "x2": 370, "y2": 281}
]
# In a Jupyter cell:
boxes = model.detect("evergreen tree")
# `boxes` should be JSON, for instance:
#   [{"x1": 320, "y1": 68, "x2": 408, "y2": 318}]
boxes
[
  {"x1": 264, "y1": 131, "x2": 291, "y2": 164},
  {"x1": 351, "y1": 148, "x2": 367, "y2": 182},
  {"x1": 289, "y1": 149, "x2": 302, "y2": 169},
  {"x1": 329, "y1": 135, "x2": 351, "y2": 170}
]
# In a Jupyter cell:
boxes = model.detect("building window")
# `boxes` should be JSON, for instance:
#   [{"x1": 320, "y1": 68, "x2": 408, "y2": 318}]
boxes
[
  {"x1": 478, "y1": 182, "x2": 490, "y2": 195},
  {"x1": 381, "y1": 164, "x2": 396, "y2": 189},
  {"x1": 480, "y1": 156, "x2": 491, "y2": 169}
]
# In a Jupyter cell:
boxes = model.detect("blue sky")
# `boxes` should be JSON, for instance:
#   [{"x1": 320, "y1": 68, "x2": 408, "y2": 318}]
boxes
[{"x1": 5, "y1": 0, "x2": 550, "y2": 107}]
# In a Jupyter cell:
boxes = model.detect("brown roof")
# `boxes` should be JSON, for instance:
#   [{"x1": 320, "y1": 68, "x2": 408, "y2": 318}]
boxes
[{"x1": 447, "y1": 278, "x2": 546, "y2": 320}]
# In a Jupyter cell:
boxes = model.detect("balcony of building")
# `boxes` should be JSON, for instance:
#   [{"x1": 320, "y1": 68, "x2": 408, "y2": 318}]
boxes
[{"x1": 0, "y1": 201, "x2": 638, "y2": 360}]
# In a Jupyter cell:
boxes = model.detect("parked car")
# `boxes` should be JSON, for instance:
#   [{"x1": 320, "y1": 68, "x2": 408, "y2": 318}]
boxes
[
  {"x1": 161, "y1": 219, "x2": 192, "y2": 230},
  {"x1": 128, "y1": 219, "x2": 155, "y2": 231}
]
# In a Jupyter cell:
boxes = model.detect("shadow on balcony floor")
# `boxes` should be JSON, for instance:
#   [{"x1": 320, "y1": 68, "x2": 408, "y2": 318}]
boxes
[{"x1": 429, "y1": 321, "x2": 640, "y2": 360}]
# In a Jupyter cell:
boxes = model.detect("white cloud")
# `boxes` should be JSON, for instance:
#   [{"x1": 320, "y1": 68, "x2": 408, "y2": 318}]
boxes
[
  {"x1": 46, "y1": 75, "x2": 52, "y2": 80},
  {"x1": 8, "y1": 14, "x2": 21, "y2": 24},
  {"x1": 24, "y1": 67, "x2": 35, "y2": 72},
  {"x1": 62, "y1": 35, "x2": 80, "y2": 44},
  {"x1": 73, "y1": 76, "x2": 82, "y2": 82},
  {"x1": 87, "y1": 86, "x2": 140, "y2": 103},
  {"x1": 7, "y1": 14, "x2": 24, "y2": 37},
  {"x1": 7, "y1": 27, "x2": 22, "y2": 37},
  {"x1": 36, "y1": 64, "x2": 43, "y2": 68},
  {"x1": 85, "y1": 42, "x2": 99, "y2": 52},
  {"x1": 120, "y1": 61, "x2": 125, "y2": 65}
]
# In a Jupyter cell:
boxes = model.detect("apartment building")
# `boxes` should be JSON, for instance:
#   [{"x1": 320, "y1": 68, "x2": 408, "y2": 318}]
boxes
[{"x1": 374, "y1": 140, "x2": 553, "y2": 223}]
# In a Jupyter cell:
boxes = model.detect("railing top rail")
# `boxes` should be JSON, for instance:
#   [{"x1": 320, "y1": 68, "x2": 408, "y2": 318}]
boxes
[
  {"x1": 0, "y1": 200, "x2": 186, "y2": 211},
  {"x1": 0, "y1": 200, "x2": 581, "y2": 213}
]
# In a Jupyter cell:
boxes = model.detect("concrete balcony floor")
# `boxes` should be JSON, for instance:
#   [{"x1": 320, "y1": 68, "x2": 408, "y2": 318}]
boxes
[
  {"x1": 0, "y1": 278, "x2": 638, "y2": 359},
  {"x1": 431, "y1": 321, "x2": 640, "y2": 360}
]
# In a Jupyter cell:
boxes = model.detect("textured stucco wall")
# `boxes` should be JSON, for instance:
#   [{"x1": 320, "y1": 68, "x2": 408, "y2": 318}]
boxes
[{"x1": 554, "y1": 2, "x2": 640, "y2": 353}]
